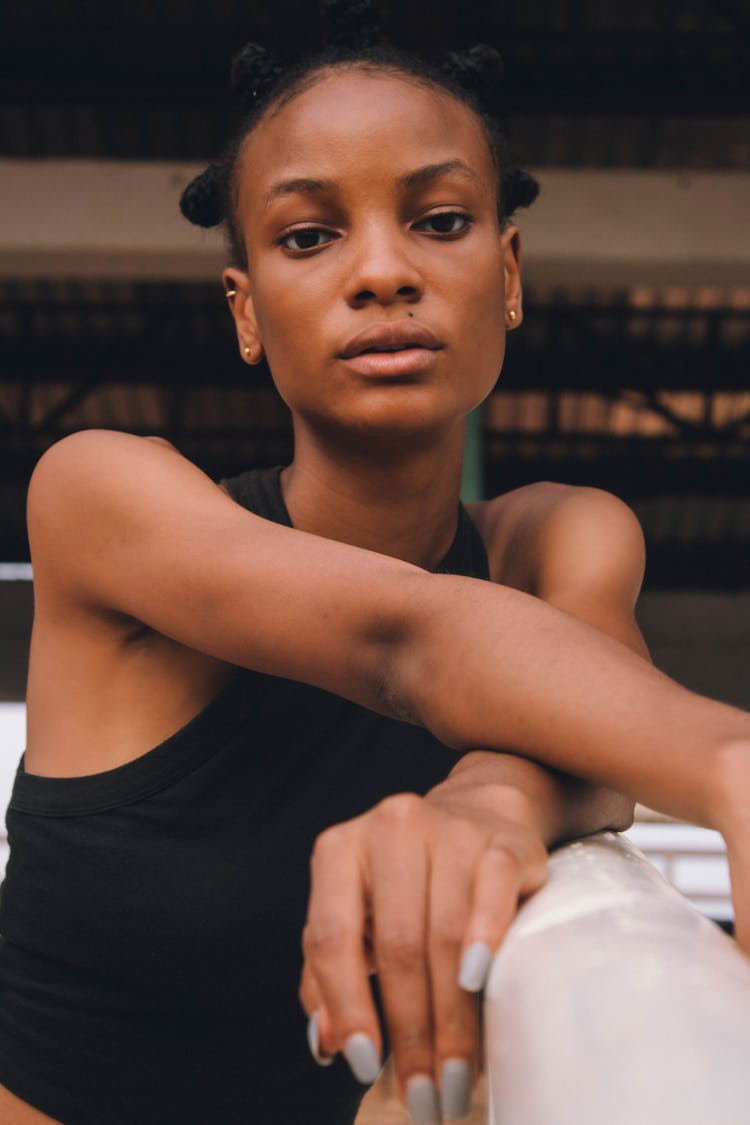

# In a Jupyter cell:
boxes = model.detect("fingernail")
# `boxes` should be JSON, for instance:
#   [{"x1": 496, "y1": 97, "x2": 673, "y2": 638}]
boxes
[
  {"x1": 344, "y1": 1032, "x2": 381, "y2": 1084},
  {"x1": 307, "y1": 1011, "x2": 334, "y2": 1067},
  {"x1": 458, "y1": 941, "x2": 492, "y2": 992},
  {"x1": 441, "y1": 1058, "x2": 472, "y2": 1119},
  {"x1": 406, "y1": 1073, "x2": 441, "y2": 1124}
]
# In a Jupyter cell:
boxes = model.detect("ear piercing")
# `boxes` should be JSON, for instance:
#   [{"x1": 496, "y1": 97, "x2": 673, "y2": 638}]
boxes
[
  {"x1": 229, "y1": 292, "x2": 262, "y2": 364},
  {"x1": 243, "y1": 343, "x2": 263, "y2": 365},
  {"x1": 507, "y1": 308, "x2": 518, "y2": 323}
]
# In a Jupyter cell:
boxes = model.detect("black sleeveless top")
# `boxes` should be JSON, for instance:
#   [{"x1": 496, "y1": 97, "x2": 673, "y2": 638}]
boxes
[{"x1": 0, "y1": 467, "x2": 490, "y2": 1125}]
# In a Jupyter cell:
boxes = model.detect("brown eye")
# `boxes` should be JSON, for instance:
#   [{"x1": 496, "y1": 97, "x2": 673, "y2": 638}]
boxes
[
  {"x1": 414, "y1": 211, "x2": 472, "y2": 236},
  {"x1": 279, "y1": 228, "x2": 336, "y2": 252}
]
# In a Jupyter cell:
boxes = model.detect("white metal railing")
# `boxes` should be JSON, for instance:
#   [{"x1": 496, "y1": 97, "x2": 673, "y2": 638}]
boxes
[{"x1": 485, "y1": 832, "x2": 750, "y2": 1124}]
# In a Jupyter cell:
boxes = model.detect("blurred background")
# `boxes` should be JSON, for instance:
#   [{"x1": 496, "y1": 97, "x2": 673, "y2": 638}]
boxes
[{"x1": 0, "y1": 2, "x2": 748, "y2": 1118}]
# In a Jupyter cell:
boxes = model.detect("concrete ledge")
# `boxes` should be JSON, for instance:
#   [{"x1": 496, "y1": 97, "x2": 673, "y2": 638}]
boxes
[
  {"x1": 2, "y1": 159, "x2": 225, "y2": 280},
  {"x1": 3, "y1": 160, "x2": 749, "y2": 287}
]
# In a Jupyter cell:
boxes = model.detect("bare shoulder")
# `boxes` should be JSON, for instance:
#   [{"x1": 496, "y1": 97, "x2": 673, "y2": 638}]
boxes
[
  {"x1": 29, "y1": 429, "x2": 183, "y2": 545},
  {"x1": 466, "y1": 481, "x2": 576, "y2": 589},
  {"x1": 26, "y1": 428, "x2": 257, "y2": 663},
  {"x1": 30, "y1": 429, "x2": 180, "y2": 501},
  {"x1": 470, "y1": 481, "x2": 643, "y2": 590},
  {"x1": 528, "y1": 483, "x2": 645, "y2": 601},
  {"x1": 469, "y1": 482, "x2": 648, "y2": 652},
  {"x1": 143, "y1": 434, "x2": 179, "y2": 451},
  {"x1": 28, "y1": 429, "x2": 215, "y2": 600},
  {"x1": 30, "y1": 429, "x2": 180, "y2": 507}
]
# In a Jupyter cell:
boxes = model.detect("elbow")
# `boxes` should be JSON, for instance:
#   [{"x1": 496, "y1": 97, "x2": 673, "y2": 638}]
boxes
[
  {"x1": 372, "y1": 578, "x2": 436, "y2": 728},
  {"x1": 376, "y1": 571, "x2": 483, "y2": 748},
  {"x1": 371, "y1": 571, "x2": 459, "y2": 737}
]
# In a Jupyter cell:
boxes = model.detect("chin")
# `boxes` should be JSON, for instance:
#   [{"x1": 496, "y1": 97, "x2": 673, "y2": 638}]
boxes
[{"x1": 304, "y1": 391, "x2": 467, "y2": 448}]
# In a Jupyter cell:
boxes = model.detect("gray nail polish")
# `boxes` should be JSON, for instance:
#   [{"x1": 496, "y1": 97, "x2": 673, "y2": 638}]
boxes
[
  {"x1": 441, "y1": 1058, "x2": 472, "y2": 1119},
  {"x1": 307, "y1": 1012, "x2": 334, "y2": 1068},
  {"x1": 344, "y1": 1033, "x2": 381, "y2": 1084},
  {"x1": 458, "y1": 941, "x2": 492, "y2": 992},
  {"x1": 406, "y1": 1074, "x2": 441, "y2": 1125}
]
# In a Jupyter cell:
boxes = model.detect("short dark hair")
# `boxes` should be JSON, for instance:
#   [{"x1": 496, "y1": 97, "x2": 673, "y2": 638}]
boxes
[{"x1": 180, "y1": 0, "x2": 540, "y2": 270}]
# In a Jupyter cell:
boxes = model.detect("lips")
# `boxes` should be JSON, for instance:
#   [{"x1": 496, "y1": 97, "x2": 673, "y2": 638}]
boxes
[{"x1": 339, "y1": 320, "x2": 442, "y2": 359}]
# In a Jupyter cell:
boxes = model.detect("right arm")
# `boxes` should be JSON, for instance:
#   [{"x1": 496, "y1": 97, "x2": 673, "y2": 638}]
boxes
[
  {"x1": 31, "y1": 431, "x2": 750, "y2": 889},
  {"x1": 28, "y1": 429, "x2": 423, "y2": 714}
]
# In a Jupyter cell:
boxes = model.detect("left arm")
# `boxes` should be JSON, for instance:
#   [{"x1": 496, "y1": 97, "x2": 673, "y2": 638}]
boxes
[
  {"x1": 432, "y1": 486, "x2": 650, "y2": 847},
  {"x1": 427, "y1": 488, "x2": 652, "y2": 846},
  {"x1": 300, "y1": 488, "x2": 648, "y2": 1114}
]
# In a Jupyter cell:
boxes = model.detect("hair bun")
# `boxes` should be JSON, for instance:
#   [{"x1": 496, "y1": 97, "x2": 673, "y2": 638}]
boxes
[
  {"x1": 442, "y1": 44, "x2": 504, "y2": 102},
  {"x1": 502, "y1": 167, "x2": 540, "y2": 216},
  {"x1": 229, "y1": 41, "x2": 285, "y2": 110},
  {"x1": 322, "y1": 0, "x2": 382, "y2": 49},
  {"x1": 179, "y1": 163, "x2": 225, "y2": 228}
]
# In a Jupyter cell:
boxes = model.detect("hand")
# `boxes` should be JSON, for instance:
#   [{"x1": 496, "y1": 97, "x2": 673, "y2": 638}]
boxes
[{"x1": 298, "y1": 784, "x2": 547, "y2": 1122}]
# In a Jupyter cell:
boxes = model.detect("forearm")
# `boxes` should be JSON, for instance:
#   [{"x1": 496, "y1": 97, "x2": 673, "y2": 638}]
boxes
[
  {"x1": 426, "y1": 750, "x2": 634, "y2": 848},
  {"x1": 399, "y1": 573, "x2": 750, "y2": 831}
]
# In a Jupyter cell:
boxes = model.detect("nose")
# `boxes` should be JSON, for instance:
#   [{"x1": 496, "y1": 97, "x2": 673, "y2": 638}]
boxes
[{"x1": 344, "y1": 223, "x2": 423, "y2": 309}]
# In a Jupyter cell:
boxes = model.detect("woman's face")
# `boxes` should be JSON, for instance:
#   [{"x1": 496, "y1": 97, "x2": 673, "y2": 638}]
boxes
[{"x1": 225, "y1": 68, "x2": 522, "y2": 443}]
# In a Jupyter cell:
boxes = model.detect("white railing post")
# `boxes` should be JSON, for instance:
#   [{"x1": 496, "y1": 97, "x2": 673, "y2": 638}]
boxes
[{"x1": 485, "y1": 832, "x2": 750, "y2": 1125}]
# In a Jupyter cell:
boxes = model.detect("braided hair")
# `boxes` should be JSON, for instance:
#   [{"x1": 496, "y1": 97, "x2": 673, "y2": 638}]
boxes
[{"x1": 180, "y1": 0, "x2": 539, "y2": 270}]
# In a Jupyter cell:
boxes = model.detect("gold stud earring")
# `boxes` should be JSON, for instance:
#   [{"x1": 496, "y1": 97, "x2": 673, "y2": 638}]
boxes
[
  {"x1": 508, "y1": 308, "x2": 517, "y2": 323},
  {"x1": 243, "y1": 344, "x2": 264, "y2": 365}
]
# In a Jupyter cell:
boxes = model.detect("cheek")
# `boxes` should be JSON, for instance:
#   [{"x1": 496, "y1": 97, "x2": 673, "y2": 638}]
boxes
[
  {"x1": 251, "y1": 285, "x2": 309, "y2": 366},
  {"x1": 250, "y1": 256, "x2": 328, "y2": 350},
  {"x1": 453, "y1": 259, "x2": 507, "y2": 386},
  {"x1": 457, "y1": 259, "x2": 506, "y2": 344},
  {"x1": 451, "y1": 234, "x2": 504, "y2": 299},
  {"x1": 249, "y1": 288, "x2": 323, "y2": 406}
]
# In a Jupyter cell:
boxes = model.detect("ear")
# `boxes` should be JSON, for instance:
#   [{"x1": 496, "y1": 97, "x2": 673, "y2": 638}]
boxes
[
  {"x1": 501, "y1": 224, "x2": 523, "y2": 329},
  {"x1": 222, "y1": 266, "x2": 265, "y2": 364}
]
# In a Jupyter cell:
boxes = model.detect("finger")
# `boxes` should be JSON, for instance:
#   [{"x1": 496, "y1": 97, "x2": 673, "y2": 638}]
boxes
[
  {"x1": 367, "y1": 795, "x2": 438, "y2": 1116},
  {"x1": 458, "y1": 845, "x2": 547, "y2": 993},
  {"x1": 303, "y1": 823, "x2": 383, "y2": 1085},
  {"x1": 427, "y1": 844, "x2": 481, "y2": 1120},
  {"x1": 298, "y1": 961, "x2": 335, "y2": 1067},
  {"x1": 298, "y1": 955, "x2": 322, "y2": 1017}
]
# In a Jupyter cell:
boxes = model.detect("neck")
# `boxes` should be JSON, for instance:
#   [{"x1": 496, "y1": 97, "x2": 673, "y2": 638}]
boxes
[{"x1": 279, "y1": 423, "x2": 467, "y2": 570}]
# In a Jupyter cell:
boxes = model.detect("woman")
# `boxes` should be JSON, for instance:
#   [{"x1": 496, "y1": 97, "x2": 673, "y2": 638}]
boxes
[{"x1": 1, "y1": 6, "x2": 749, "y2": 1125}]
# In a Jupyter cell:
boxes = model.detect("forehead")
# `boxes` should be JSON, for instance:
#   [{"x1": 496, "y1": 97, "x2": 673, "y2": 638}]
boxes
[{"x1": 236, "y1": 69, "x2": 496, "y2": 210}]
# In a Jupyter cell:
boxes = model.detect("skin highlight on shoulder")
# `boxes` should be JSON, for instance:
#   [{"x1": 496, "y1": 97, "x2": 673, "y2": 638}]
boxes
[
  {"x1": 470, "y1": 483, "x2": 649, "y2": 656},
  {"x1": 468, "y1": 482, "x2": 569, "y2": 591}
]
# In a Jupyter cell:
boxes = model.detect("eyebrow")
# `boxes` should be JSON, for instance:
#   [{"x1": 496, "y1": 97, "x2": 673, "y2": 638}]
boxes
[
  {"x1": 263, "y1": 160, "x2": 479, "y2": 208},
  {"x1": 400, "y1": 160, "x2": 479, "y2": 191}
]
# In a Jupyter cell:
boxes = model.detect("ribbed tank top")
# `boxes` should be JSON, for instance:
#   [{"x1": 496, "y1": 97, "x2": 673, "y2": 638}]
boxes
[{"x1": 0, "y1": 466, "x2": 490, "y2": 1125}]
